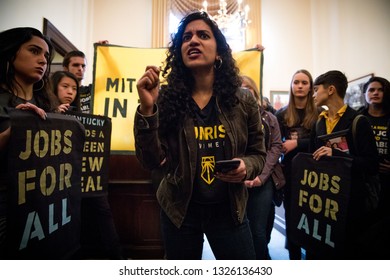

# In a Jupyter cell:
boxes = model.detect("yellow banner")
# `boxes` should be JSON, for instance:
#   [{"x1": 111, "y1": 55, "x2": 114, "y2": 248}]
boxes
[{"x1": 92, "y1": 45, "x2": 262, "y2": 153}]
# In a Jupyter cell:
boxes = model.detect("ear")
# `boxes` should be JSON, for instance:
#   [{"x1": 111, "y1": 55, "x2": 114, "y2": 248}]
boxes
[{"x1": 328, "y1": 85, "x2": 336, "y2": 96}]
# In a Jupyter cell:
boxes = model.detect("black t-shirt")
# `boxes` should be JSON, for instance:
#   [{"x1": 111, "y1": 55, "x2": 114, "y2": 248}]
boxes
[
  {"x1": 365, "y1": 114, "x2": 390, "y2": 162},
  {"x1": 277, "y1": 108, "x2": 311, "y2": 163},
  {"x1": 191, "y1": 96, "x2": 229, "y2": 204}
]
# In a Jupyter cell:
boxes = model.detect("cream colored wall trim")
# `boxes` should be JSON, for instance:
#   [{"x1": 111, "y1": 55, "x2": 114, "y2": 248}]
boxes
[{"x1": 152, "y1": 0, "x2": 169, "y2": 48}]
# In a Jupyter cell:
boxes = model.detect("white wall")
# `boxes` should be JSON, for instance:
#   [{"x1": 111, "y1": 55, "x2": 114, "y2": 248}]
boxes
[
  {"x1": 261, "y1": 0, "x2": 314, "y2": 97},
  {"x1": 261, "y1": 0, "x2": 390, "y2": 99},
  {"x1": 88, "y1": 0, "x2": 153, "y2": 82},
  {"x1": 0, "y1": 0, "x2": 93, "y2": 53},
  {"x1": 92, "y1": 0, "x2": 152, "y2": 47},
  {"x1": 311, "y1": 0, "x2": 390, "y2": 80},
  {"x1": 0, "y1": 0, "x2": 94, "y2": 82},
  {"x1": 0, "y1": 0, "x2": 152, "y2": 84},
  {"x1": 1, "y1": 0, "x2": 389, "y2": 93}
]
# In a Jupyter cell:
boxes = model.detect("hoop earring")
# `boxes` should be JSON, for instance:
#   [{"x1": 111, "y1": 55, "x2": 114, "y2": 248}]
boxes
[
  {"x1": 214, "y1": 57, "x2": 223, "y2": 70},
  {"x1": 33, "y1": 80, "x2": 44, "y2": 92}
]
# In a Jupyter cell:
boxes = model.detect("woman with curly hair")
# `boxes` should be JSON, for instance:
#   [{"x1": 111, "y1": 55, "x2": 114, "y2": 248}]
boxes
[{"x1": 134, "y1": 11, "x2": 266, "y2": 260}]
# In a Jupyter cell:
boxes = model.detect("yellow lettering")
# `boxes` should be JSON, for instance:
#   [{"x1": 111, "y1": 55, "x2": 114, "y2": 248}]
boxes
[
  {"x1": 63, "y1": 130, "x2": 72, "y2": 154},
  {"x1": 204, "y1": 127, "x2": 213, "y2": 140},
  {"x1": 18, "y1": 169, "x2": 36, "y2": 205},
  {"x1": 309, "y1": 194, "x2": 322, "y2": 214},
  {"x1": 195, "y1": 125, "x2": 226, "y2": 140},
  {"x1": 319, "y1": 173, "x2": 329, "y2": 191},
  {"x1": 298, "y1": 189, "x2": 308, "y2": 207},
  {"x1": 40, "y1": 166, "x2": 56, "y2": 196},
  {"x1": 330, "y1": 175, "x2": 340, "y2": 194},
  {"x1": 19, "y1": 130, "x2": 32, "y2": 160},
  {"x1": 218, "y1": 125, "x2": 225, "y2": 138},
  {"x1": 324, "y1": 199, "x2": 338, "y2": 221},
  {"x1": 50, "y1": 130, "x2": 62, "y2": 156},
  {"x1": 308, "y1": 171, "x2": 318, "y2": 188},
  {"x1": 59, "y1": 163, "x2": 72, "y2": 191},
  {"x1": 34, "y1": 130, "x2": 49, "y2": 158}
]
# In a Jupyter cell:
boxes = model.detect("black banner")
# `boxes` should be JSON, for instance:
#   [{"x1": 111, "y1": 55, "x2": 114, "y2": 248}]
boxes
[
  {"x1": 290, "y1": 153, "x2": 352, "y2": 256},
  {"x1": 6, "y1": 110, "x2": 85, "y2": 259},
  {"x1": 65, "y1": 112, "x2": 111, "y2": 197}
]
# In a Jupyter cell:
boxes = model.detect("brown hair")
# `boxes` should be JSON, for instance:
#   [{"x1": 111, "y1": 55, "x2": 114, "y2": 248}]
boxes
[
  {"x1": 284, "y1": 69, "x2": 319, "y2": 129},
  {"x1": 241, "y1": 75, "x2": 261, "y2": 105}
]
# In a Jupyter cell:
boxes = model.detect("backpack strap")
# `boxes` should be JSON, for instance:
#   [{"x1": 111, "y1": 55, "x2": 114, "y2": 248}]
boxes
[
  {"x1": 351, "y1": 114, "x2": 364, "y2": 153},
  {"x1": 315, "y1": 117, "x2": 321, "y2": 133},
  {"x1": 261, "y1": 111, "x2": 271, "y2": 151}
]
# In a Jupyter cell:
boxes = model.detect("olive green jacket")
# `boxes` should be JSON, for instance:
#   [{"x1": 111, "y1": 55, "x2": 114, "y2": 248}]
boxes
[{"x1": 134, "y1": 88, "x2": 266, "y2": 228}]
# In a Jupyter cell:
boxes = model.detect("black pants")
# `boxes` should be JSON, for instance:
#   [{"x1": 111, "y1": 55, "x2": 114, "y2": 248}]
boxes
[{"x1": 73, "y1": 196, "x2": 124, "y2": 259}]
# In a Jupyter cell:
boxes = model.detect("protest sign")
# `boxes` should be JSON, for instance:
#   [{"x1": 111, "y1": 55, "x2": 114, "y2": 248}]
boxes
[
  {"x1": 92, "y1": 45, "x2": 263, "y2": 153},
  {"x1": 65, "y1": 112, "x2": 111, "y2": 197},
  {"x1": 290, "y1": 153, "x2": 352, "y2": 256},
  {"x1": 6, "y1": 110, "x2": 85, "y2": 259}
]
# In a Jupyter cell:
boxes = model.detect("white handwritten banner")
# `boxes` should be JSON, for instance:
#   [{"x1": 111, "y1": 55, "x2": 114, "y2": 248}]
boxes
[
  {"x1": 290, "y1": 153, "x2": 352, "y2": 257},
  {"x1": 6, "y1": 110, "x2": 85, "y2": 259}
]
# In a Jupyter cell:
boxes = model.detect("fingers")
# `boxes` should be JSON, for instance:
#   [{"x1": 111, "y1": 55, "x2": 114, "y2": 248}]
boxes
[
  {"x1": 143, "y1": 66, "x2": 160, "y2": 90},
  {"x1": 379, "y1": 162, "x2": 390, "y2": 173},
  {"x1": 137, "y1": 66, "x2": 161, "y2": 116},
  {"x1": 57, "y1": 104, "x2": 69, "y2": 113},
  {"x1": 244, "y1": 180, "x2": 254, "y2": 188},
  {"x1": 282, "y1": 143, "x2": 287, "y2": 154},
  {"x1": 215, "y1": 159, "x2": 246, "y2": 183},
  {"x1": 255, "y1": 44, "x2": 265, "y2": 51},
  {"x1": 283, "y1": 139, "x2": 297, "y2": 154},
  {"x1": 15, "y1": 103, "x2": 47, "y2": 120},
  {"x1": 216, "y1": 172, "x2": 246, "y2": 183},
  {"x1": 313, "y1": 146, "x2": 331, "y2": 161},
  {"x1": 244, "y1": 177, "x2": 262, "y2": 188}
]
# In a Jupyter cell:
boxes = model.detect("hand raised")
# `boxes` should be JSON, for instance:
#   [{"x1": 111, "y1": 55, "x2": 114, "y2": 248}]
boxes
[{"x1": 136, "y1": 65, "x2": 160, "y2": 115}]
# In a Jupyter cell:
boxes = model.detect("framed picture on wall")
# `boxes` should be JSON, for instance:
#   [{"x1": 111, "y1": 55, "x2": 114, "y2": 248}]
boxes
[
  {"x1": 50, "y1": 63, "x2": 63, "y2": 73},
  {"x1": 270, "y1": 91, "x2": 289, "y2": 110},
  {"x1": 344, "y1": 73, "x2": 374, "y2": 110}
]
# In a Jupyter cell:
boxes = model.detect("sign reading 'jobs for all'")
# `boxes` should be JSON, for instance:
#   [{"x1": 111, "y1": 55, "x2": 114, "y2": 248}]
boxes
[
  {"x1": 7, "y1": 110, "x2": 85, "y2": 259},
  {"x1": 290, "y1": 153, "x2": 352, "y2": 256}
]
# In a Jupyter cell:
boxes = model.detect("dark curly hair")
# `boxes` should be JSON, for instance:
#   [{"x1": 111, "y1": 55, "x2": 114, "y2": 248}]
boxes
[
  {"x1": 0, "y1": 27, "x2": 56, "y2": 112},
  {"x1": 158, "y1": 11, "x2": 241, "y2": 136}
]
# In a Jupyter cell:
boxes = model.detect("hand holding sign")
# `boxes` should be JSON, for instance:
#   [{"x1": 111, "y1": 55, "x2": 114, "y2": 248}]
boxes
[{"x1": 15, "y1": 102, "x2": 47, "y2": 120}]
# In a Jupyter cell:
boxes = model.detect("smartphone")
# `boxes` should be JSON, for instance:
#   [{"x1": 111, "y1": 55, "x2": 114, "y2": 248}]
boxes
[{"x1": 215, "y1": 159, "x2": 240, "y2": 173}]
